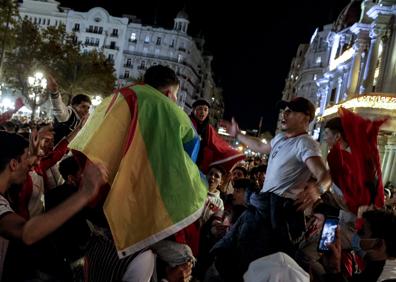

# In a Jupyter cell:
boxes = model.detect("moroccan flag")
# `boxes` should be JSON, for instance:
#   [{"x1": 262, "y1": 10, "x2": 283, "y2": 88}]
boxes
[
  {"x1": 69, "y1": 84, "x2": 208, "y2": 258},
  {"x1": 338, "y1": 107, "x2": 386, "y2": 210}
]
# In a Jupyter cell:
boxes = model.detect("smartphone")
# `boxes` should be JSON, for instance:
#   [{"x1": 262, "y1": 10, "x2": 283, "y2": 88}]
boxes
[{"x1": 317, "y1": 216, "x2": 339, "y2": 252}]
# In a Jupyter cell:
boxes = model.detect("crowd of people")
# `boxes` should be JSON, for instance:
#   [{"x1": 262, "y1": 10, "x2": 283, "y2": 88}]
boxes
[{"x1": 0, "y1": 65, "x2": 395, "y2": 282}]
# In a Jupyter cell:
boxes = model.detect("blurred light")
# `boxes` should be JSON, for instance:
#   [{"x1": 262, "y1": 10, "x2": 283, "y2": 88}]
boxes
[
  {"x1": 1, "y1": 98, "x2": 13, "y2": 109},
  {"x1": 40, "y1": 79, "x2": 47, "y2": 88},
  {"x1": 218, "y1": 127, "x2": 230, "y2": 136},
  {"x1": 92, "y1": 95, "x2": 103, "y2": 106},
  {"x1": 261, "y1": 139, "x2": 267, "y2": 144},
  {"x1": 28, "y1": 76, "x2": 35, "y2": 85},
  {"x1": 237, "y1": 145, "x2": 244, "y2": 152},
  {"x1": 35, "y1": 72, "x2": 44, "y2": 80},
  {"x1": 19, "y1": 106, "x2": 32, "y2": 113}
]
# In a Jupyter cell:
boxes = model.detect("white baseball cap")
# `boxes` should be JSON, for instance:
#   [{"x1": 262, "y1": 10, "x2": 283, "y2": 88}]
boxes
[{"x1": 243, "y1": 252, "x2": 310, "y2": 282}]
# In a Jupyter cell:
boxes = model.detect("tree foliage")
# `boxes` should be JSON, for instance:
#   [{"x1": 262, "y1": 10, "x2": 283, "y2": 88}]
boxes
[
  {"x1": 0, "y1": 0, "x2": 20, "y2": 78},
  {"x1": 2, "y1": 16, "x2": 116, "y2": 110}
]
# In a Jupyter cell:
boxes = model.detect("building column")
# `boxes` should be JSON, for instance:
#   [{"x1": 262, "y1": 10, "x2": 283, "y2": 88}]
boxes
[
  {"x1": 336, "y1": 76, "x2": 343, "y2": 103},
  {"x1": 342, "y1": 71, "x2": 349, "y2": 100},
  {"x1": 378, "y1": 134, "x2": 387, "y2": 165},
  {"x1": 347, "y1": 36, "x2": 368, "y2": 97},
  {"x1": 361, "y1": 28, "x2": 384, "y2": 94},
  {"x1": 382, "y1": 134, "x2": 396, "y2": 186}
]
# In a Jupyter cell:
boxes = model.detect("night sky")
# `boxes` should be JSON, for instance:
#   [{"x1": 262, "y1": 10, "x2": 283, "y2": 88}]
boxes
[{"x1": 59, "y1": 0, "x2": 351, "y2": 133}]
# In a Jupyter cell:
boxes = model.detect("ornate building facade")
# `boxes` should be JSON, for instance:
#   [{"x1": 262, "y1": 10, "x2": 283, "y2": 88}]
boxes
[
  {"x1": 282, "y1": 0, "x2": 396, "y2": 186},
  {"x1": 18, "y1": 0, "x2": 221, "y2": 113},
  {"x1": 315, "y1": 0, "x2": 396, "y2": 187}
]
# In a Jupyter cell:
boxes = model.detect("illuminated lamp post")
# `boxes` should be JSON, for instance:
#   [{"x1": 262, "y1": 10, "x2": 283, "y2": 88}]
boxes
[{"x1": 27, "y1": 72, "x2": 47, "y2": 121}]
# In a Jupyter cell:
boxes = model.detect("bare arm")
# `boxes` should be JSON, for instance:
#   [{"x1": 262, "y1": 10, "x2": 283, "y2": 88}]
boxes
[
  {"x1": 295, "y1": 156, "x2": 332, "y2": 211},
  {"x1": 223, "y1": 118, "x2": 271, "y2": 154},
  {"x1": 306, "y1": 156, "x2": 332, "y2": 191},
  {"x1": 0, "y1": 161, "x2": 107, "y2": 245},
  {"x1": 236, "y1": 133, "x2": 271, "y2": 154}
]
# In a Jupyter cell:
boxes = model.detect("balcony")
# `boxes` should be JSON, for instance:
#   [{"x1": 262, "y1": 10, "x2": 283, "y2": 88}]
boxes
[
  {"x1": 104, "y1": 45, "x2": 119, "y2": 51},
  {"x1": 84, "y1": 42, "x2": 100, "y2": 47},
  {"x1": 85, "y1": 28, "x2": 103, "y2": 35},
  {"x1": 110, "y1": 33, "x2": 118, "y2": 38}
]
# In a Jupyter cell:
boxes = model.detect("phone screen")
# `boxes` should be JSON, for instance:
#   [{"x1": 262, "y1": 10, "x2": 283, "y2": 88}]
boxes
[{"x1": 318, "y1": 217, "x2": 339, "y2": 252}]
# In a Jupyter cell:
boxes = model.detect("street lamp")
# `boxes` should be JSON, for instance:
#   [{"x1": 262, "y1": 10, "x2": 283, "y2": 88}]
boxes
[{"x1": 27, "y1": 71, "x2": 47, "y2": 120}]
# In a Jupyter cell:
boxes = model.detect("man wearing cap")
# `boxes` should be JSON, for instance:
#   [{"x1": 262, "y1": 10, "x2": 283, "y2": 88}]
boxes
[
  {"x1": 213, "y1": 97, "x2": 331, "y2": 280},
  {"x1": 190, "y1": 98, "x2": 245, "y2": 174},
  {"x1": 223, "y1": 96, "x2": 330, "y2": 208}
]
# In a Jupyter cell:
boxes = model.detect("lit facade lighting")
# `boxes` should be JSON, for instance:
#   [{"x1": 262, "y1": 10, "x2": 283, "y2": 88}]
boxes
[
  {"x1": 320, "y1": 95, "x2": 396, "y2": 118},
  {"x1": 329, "y1": 48, "x2": 354, "y2": 71}
]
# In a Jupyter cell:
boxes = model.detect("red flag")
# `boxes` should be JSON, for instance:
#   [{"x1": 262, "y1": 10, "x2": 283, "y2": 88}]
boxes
[{"x1": 334, "y1": 107, "x2": 387, "y2": 211}]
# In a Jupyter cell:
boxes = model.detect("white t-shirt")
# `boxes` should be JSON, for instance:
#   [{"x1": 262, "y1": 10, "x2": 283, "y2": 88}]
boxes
[
  {"x1": 261, "y1": 133, "x2": 321, "y2": 200},
  {"x1": 201, "y1": 190, "x2": 224, "y2": 224},
  {"x1": 0, "y1": 194, "x2": 14, "y2": 280}
]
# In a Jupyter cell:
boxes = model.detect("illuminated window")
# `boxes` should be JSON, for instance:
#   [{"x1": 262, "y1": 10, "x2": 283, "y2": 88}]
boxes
[
  {"x1": 130, "y1": 32, "x2": 136, "y2": 41},
  {"x1": 144, "y1": 35, "x2": 150, "y2": 44},
  {"x1": 316, "y1": 57, "x2": 322, "y2": 64}
]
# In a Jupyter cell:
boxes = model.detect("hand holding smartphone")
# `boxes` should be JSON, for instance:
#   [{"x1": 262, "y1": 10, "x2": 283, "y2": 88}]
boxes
[{"x1": 318, "y1": 216, "x2": 339, "y2": 252}]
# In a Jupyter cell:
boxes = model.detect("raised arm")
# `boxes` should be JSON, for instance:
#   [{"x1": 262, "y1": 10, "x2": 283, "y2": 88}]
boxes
[
  {"x1": 47, "y1": 74, "x2": 70, "y2": 122},
  {"x1": 223, "y1": 118, "x2": 271, "y2": 154}
]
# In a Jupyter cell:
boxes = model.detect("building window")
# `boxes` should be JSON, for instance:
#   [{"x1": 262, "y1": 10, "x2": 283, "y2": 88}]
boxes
[
  {"x1": 73, "y1": 23, "x2": 80, "y2": 32},
  {"x1": 84, "y1": 37, "x2": 89, "y2": 45},
  {"x1": 316, "y1": 56, "x2": 322, "y2": 65},
  {"x1": 110, "y1": 41, "x2": 116, "y2": 49},
  {"x1": 126, "y1": 58, "x2": 132, "y2": 66},
  {"x1": 130, "y1": 32, "x2": 137, "y2": 42},
  {"x1": 95, "y1": 38, "x2": 100, "y2": 46},
  {"x1": 170, "y1": 39, "x2": 175, "y2": 48},
  {"x1": 88, "y1": 25, "x2": 93, "y2": 32},
  {"x1": 329, "y1": 88, "x2": 336, "y2": 105},
  {"x1": 108, "y1": 54, "x2": 114, "y2": 63},
  {"x1": 313, "y1": 74, "x2": 317, "y2": 81},
  {"x1": 94, "y1": 26, "x2": 98, "y2": 33},
  {"x1": 124, "y1": 70, "x2": 130, "y2": 78},
  {"x1": 155, "y1": 49, "x2": 160, "y2": 56},
  {"x1": 99, "y1": 27, "x2": 103, "y2": 34},
  {"x1": 156, "y1": 37, "x2": 161, "y2": 45},
  {"x1": 178, "y1": 54, "x2": 183, "y2": 63},
  {"x1": 112, "y1": 28, "x2": 118, "y2": 37},
  {"x1": 47, "y1": 19, "x2": 51, "y2": 25},
  {"x1": 178, "y1": 42, "x2": 186, "y2": 52},
  {"x1": 139, "y1": 61, "x2": 146, "y2": 70},
  {"x1": 144, "y1": 35, "x2": 150, "y2": 44}
]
